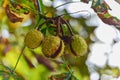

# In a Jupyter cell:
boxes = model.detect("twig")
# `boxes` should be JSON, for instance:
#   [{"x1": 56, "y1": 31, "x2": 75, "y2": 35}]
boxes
[
  {"x1": 59, "y1": 10, "x2": 91, "y2": 18},
  {"x1": 56, "y1": 17, "x2": 61, "y2": 36},
  {"x1": 36, "y1": 0, "x2": 41, "y2": 13},
  {"x1": 61, "y1": 17, "x2": 74, "y2": 36},
  {"x1": 12, "y1": 45, "x2": 26, "y2": 73},
  {"x1": 54, "y1": 1, "x2": 80, "y2": 9}
]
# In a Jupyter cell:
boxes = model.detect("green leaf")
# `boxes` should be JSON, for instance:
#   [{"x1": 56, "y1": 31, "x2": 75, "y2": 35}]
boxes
[
  {"x1": 62, "y1": 25, "x2": 71, "y2": 36},
  {"x1": 0, "y1": 64, "x2": 23, "y2": 80},
  {"x1": 47, "y1": 26, "x2": 56, "y2": 35},
  {"x1": 104, "y1": 13, "x2": 111, "y2": 18},
  {"x1": 21, "y1": 0, "x2": 35, "y2": 9},
  {"x1": 64, "y1": 72, "x2": 72, "y2": 80},
  {"x1": 39, "y1": 0, "x2": 44, "y2": 14},
  {"x1": 3, "y1": 77, "x2": 10, "y2": 80},
  {"x1": 72, "y1": 76, "x2": 79, "y2": 80},
  {"x1": 41, "y1": 26, "x2": 47, "y2": 35},
  {"x1": 0, "y1": 70, "x2": 9, "y2": 76},
  {"x1": 0, "y1": 64, "x2": 12, "y2": 72},
  {"x1": 12, "y1": 74, "x2": 23, "y2": 80},
  {"x1": 0, "y1": 0, "x2": 3, "y2": 7}
]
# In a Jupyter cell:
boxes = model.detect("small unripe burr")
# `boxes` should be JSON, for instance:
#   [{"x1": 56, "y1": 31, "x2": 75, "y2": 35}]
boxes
[
  {"x1": 42, "y1": 36, "x2": 64, "y2": 59},
  {"x1": 64, "y1": 35, "x2": 87, "y2": 56},
  {"x1": 24, "y1": 29, "x2": 43, "y2": 49}
]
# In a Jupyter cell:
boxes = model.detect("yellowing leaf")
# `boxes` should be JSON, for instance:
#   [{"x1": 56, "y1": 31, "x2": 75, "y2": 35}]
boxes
[{"x1": 5, "y1": 5, "x2": 23, "y2": 23}]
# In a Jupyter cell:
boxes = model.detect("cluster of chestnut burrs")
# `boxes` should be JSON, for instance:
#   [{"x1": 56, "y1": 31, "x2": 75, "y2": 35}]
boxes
[{"x1": 24, "y1": 16, "x2": 87, "y2": 59}]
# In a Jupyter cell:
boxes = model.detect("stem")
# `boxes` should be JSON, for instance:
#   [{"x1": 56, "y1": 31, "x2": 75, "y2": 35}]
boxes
[
  {"x1": 37, "y1": 0, "x2": 41, "y2": 13},
  {"x1": 12, "y1": 46, "x2": 26, "y2": 73},
  {"x1": 60, "y1": 10, "x2": 91, "y2": 17},
  {"x1": 37, "y1": 0, "x2": 45, "y2": 14},
  {"x1": 61, "y1": 17, "x2": 74, "y2": 36},
  {"x1": 39, "y1": 0, "x2": 44, "y2": 14},
  {"x1": 56, "y1": 17, "x2": 61, "y2": 36}
]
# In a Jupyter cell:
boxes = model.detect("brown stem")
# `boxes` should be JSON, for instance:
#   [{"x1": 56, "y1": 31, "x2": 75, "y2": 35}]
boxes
[
  {"x1": 36, "y1": 0, "x2": 49, "y2": 20},
  {"x1": 61, "y1": 17, "x2": 74, "y2": 36},
  {"x1": 56, "y1": 17, "x2": 61, "y2": 36}
]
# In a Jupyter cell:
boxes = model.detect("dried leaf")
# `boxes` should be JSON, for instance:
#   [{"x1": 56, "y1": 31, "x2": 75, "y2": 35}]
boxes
[
  {"x1": 33, "y1": 53, "x2": 54, "y2": 71},
  {"x1": 0, "y1": 36, "x2": 9, "y2": 45},
  {"x1": 5, "y1": 5, "x2": 23, "y2": 23},
  {"x1": 98, "y1": 13, "x2": 120, "y2": 25},
  {"x1": 10, "y1": 2, "x2": 29, "y2": 14},
  {"x1": 91, "y1": 0, "x2": 120, "y2": 26},
  {"x1": 23, "y1": 54, "x2": 35, "y2": 68},
  {"x1": 3, "y1": 45, "x2": 11, "y2": 55},
  {"x1": 11, "y1": 3, "x2": 23, "y2": 10},
  {"x1": 81, "y1": 0, "x2": 89, "y2": 3}
]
